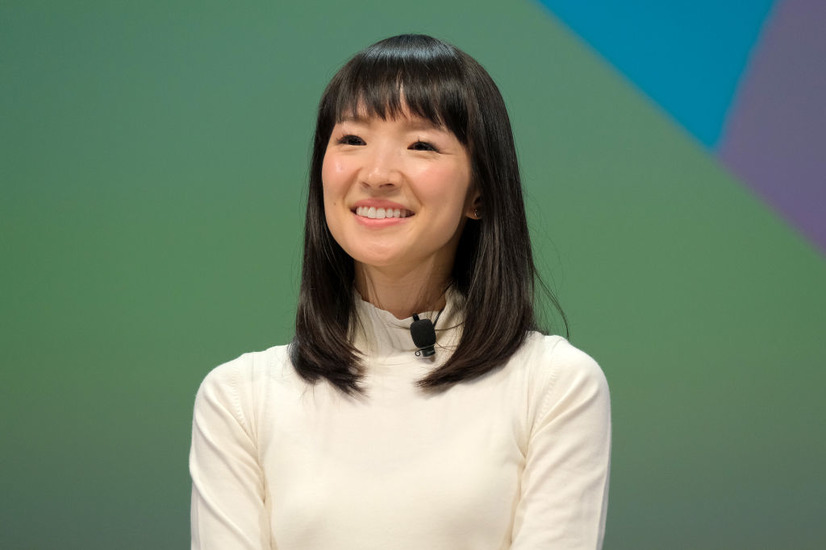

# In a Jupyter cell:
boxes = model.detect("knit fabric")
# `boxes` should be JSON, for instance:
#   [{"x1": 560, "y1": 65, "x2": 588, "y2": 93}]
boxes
[{"x1": 190, "y1": 295, "x2": 611, "y2": 549}]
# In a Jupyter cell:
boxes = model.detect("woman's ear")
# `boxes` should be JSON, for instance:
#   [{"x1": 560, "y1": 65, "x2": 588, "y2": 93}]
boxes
[{"x1": 466, "y1": 192, "x2": 482, "y2": 220}]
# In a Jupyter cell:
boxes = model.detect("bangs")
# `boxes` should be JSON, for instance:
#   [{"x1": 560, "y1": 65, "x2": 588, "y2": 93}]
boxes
[{"x1": 324, "y1": 36, "x2": 470, "y2": 144}]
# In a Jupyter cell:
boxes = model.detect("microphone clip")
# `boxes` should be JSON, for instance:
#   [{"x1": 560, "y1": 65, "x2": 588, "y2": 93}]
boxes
[{"x1": 410, "y1": 313, "x2": 438, "y2": 357}]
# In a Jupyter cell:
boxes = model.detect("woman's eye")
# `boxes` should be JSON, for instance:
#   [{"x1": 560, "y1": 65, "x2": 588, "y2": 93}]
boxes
[
  {"x1": 410, "y1": 141, "x2": 438, "y2": 152},
  {"x1": 337, "y1": 135, "x2": 365, "y2": 146}
]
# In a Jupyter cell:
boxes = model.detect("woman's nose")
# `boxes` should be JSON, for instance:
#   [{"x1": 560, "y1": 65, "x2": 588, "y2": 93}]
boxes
[{"x1": 361, "y1": 146, "x2": 401, "y2": 189}]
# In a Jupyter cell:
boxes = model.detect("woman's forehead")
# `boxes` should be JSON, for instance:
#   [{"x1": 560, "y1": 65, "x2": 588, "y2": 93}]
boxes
[
  {"x1": 336, "y1": 90, "x2": 446, "y2": 126},
  {"x1": 337, "y1": 100, "x2": 446, "y2": 130},
  {"x1": 337, "y1": 104, "x2": 445, "y2": 129}
]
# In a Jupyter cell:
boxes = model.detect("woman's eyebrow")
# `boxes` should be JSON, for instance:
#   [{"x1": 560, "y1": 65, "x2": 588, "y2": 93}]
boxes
[
  {"x1": 403, "y1": 118, "x2": 445, "y2": 131},
  {"x1": 336, "y1": 114, "x2": 368, "y2": 124},
  {"x1": 335, "y1": 115, "x2": 446, "y2": 132}
]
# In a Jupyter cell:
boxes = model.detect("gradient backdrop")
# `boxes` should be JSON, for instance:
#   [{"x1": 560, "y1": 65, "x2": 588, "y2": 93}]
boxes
[{"x1": 2, "y1": 1, "x2": 825, "y2": 548}]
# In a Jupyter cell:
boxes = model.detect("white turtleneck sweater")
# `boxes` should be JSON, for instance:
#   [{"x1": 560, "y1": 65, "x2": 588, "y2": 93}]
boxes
[{"x1": 190, "y1": 296, "x2": 611, "y2": 550}]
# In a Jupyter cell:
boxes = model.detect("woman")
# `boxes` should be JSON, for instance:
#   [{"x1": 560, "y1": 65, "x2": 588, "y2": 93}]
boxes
[{"x1": 190, "y1": 34, "x2": 610, "y2": 550}]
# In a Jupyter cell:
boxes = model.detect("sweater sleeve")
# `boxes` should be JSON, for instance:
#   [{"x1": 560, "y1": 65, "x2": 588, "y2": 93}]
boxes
[
  {"x1": 510, "y1": 340, "x2": 612, "y2": 550},
  {"x1": 190, "y1": 357, "x2": 270, "y2": 550}
]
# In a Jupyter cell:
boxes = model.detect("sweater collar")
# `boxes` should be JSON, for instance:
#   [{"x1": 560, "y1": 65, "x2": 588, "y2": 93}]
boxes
[{"x1": 352, "y1": 290, "x2": 464, "y2": 359}]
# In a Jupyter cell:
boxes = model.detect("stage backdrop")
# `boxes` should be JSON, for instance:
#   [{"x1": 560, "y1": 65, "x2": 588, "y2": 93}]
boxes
[{"x1": 2, "y1": 1, "x2": 824, "y2": 548}]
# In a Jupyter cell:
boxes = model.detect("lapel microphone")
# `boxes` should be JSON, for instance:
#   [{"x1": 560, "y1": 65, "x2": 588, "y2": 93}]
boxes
[{"x1": 410, "y1": 311, "x2": 442, "y2": 357}]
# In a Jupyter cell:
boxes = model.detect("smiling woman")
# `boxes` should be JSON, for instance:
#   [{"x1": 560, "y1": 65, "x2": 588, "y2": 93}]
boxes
[
  {"x1": 322, "y1": 111, "x2": 476, "y2": 310},
  {"x1": 190, "y1": 34, "x2": 611, "y2": 550}
]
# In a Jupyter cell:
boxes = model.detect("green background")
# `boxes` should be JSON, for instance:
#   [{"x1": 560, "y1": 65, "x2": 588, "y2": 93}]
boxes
[{"x1": 2, "y1": 1, "x2": 825, "y2": 548}]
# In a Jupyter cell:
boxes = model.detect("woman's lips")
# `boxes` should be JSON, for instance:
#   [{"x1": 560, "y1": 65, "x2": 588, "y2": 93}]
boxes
[{"x1": 354, "y1": 205, "x2": 413, "y2": 219}]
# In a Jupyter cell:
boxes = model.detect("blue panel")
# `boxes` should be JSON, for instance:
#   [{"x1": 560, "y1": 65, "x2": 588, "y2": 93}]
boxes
[{"x1": 535, "y1": 0, "x2": 777, "y2": 148}]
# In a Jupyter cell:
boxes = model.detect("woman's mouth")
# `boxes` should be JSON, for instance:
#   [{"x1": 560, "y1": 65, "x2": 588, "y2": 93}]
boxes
[{"x1": 354, "y1": 206, "x2": 413, "y2": 219}]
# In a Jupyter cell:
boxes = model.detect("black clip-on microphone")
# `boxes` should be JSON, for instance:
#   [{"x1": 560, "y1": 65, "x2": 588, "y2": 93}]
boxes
[{"x1": 410, "y1": 310, "x2": 442, "y2": 357}]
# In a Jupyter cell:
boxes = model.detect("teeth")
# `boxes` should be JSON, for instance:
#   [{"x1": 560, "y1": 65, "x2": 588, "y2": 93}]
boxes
[{"x1": 355, "y1": 206, "x2": 411, "y2": 219}]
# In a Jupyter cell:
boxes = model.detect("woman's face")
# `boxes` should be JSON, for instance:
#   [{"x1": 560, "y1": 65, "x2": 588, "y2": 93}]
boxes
[{"x1": 321, "y1": 107, "x2": 476, "y2": 278}]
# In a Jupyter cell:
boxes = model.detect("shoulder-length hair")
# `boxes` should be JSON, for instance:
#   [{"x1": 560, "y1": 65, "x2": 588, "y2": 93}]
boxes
[{"x1": 291, "y1": 34, "x2": 560, "y2": 393}]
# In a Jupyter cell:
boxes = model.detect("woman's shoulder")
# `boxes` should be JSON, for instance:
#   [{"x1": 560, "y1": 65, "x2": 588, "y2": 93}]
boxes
[
  {"x1": 195, "y1": 344, "x2": 295, "y2": 401},
  {"x1": 513, "y1": 332, "x2": 609, "y2": 400},
  {"x1": 502, "y1": 333, "x2": 611, "y2": 440},
  {"x1": 192, "y1": 344, "x2": 304, "y2": 436}
]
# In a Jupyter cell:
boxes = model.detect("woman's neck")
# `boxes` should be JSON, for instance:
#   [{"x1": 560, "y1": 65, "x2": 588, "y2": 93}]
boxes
[{"x1": 354, "y1": 262, "x2": 450, "y2": 320}]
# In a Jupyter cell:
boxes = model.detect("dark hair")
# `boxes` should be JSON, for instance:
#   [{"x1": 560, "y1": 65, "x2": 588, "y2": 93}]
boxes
[{"x1": 291, "y1": 34, "x2": 561, "y2": 393}]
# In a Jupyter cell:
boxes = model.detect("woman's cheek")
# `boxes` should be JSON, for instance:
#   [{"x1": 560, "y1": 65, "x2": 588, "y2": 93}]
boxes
[
  {"x1": 322, "y1": 156, "x2": 352, "y2": 196},
  {"x1": 418, "y1": 165, "x2": 469, "y2": 205}
]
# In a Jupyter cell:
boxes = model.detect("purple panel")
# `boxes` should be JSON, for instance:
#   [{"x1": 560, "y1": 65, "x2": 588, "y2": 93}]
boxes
[{"x1": 719, "y1": 0, "x2": 826, "y2": 254}]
